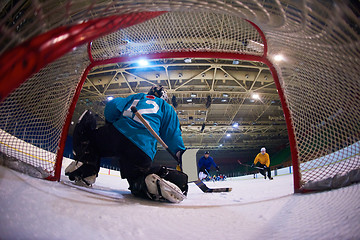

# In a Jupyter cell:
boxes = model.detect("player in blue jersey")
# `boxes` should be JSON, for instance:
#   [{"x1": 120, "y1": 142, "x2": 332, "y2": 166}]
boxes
[
  {"x1": 198, "y1": 151, "x2": 219, "y2": 180},
  {"x1": 65, "y1": 85, "x2": 188, "y2": 203}
]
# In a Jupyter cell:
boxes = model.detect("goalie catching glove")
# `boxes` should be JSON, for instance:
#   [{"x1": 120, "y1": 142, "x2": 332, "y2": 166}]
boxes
[{"x1": 128, "y1": 166, "x2": 188, "y2": 203}]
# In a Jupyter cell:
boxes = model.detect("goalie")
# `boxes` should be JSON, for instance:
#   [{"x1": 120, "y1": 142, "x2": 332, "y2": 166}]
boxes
[{"x1": 65, "y1": 85, "x2": 188, "y2": 203}]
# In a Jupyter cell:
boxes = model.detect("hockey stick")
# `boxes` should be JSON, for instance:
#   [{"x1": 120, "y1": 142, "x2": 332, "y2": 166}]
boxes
[
  {"x1": 131, "y1": 106, "x2": 231, "y2": 193},
  {"x1": 237, "y1": 160, "x2": 264, "y2": 170},
  {"x1": 194, "y1": 180, "x2": 232, "y2": 193},
  {"x1": 204, "y1": 168, "x2": 215, "y2": 182},
  {"x1": 204, "y1": 169, "x2": 211, "y2": 178}
]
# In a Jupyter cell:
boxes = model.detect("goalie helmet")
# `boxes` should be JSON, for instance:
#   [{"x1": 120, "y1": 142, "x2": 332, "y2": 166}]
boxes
[{"x1": 148, "y1": 85, "x2": 168, "y2": 101}]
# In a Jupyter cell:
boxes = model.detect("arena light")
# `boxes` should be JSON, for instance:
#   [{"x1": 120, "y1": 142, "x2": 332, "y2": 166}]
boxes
[
  {"x1": 138, "y1": 59, "x2": 149, "y2": 66},
  {"x1": 232, "y1": 122, "x2": 239, "y2": 128},
  {"x1": 226, "y1": 133, "x2": 231, "y2": 137},
  {"x1": 252, "y1": 93, "x2": 260, "y2": 100},
  {"x1": 273, "y1": 54, "x2": 285, "y2": 62},
  {"x1": 107, "y1": 96, "x2": 114, "y2": 101}
]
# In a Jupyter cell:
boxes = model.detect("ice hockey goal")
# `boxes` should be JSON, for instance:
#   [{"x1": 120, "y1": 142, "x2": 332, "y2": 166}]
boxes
[{"x1": 0, "y1": 1, "x2": 359, "y2": 192}]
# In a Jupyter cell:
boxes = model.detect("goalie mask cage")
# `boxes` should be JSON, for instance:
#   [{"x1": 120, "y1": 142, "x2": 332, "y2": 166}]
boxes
[{"x1": 0, "y1": 1, "x2": 359, "y2": 193}]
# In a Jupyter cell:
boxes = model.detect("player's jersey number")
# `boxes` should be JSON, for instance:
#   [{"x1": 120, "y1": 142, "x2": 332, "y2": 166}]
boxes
[{"x1": 123, "y1": 99, "x2": 159, "y2": 124}]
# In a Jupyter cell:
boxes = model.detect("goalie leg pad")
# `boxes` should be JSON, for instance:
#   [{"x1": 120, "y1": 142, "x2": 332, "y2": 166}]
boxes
[
  {"x1": 72, "y1": 110, "x2": 97, "y2": 163},
  {"x1": 65, "y1": 161, "x2": 83, "y2": 178},
  {"x1": 65, "y1": 161, "x2": 98, "y2": 186},
  {"x1": 145, "y1": 174, "x2": 185, "y2": 203},
  {"x1": 148, "y1": 166, "x2": 188, "y2": 196},
  {"x1": 127, "y1": 166, "x2": 188, "y2": 203}
]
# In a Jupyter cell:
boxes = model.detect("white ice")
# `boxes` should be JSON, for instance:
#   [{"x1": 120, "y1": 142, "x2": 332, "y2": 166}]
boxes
[{"x1": 0, "y1": 164, "x2": 359, "y2": 240}]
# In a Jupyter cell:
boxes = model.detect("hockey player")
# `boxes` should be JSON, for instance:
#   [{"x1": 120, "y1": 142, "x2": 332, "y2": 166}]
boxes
[
  {"x1": 252, "y1": 147, "x2": 273, "y2": 180},
  {"x1": 65, "y1": 85, "x2": 188, "y2": 203},
  {"x1": 198, "y1": 151, "x2": 219, "y2": 180}
]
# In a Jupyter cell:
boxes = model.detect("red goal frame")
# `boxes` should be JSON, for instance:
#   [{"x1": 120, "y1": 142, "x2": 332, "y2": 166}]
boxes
[{"x1": 0, "y1": 12, "x2": 301, "y2": 192}]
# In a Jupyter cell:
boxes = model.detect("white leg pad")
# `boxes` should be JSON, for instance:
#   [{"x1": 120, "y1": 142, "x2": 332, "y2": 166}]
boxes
[
  {"x1": 65, "y1": 161, "x2": 83, "y2": 174},
  {"x1": 145, "y1": 174, "x2": 185, "y2": 203}
]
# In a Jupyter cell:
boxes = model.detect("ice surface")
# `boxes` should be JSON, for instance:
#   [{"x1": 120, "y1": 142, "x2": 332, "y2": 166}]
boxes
[{"x1": 0, "y1": 165, "x2": 359, "y2": 240}]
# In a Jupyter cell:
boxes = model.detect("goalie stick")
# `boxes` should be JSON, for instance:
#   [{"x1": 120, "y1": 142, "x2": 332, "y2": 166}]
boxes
[
  {"x1": 131, "y1": 106, "x2": 231, "y2": 193},
  {"x1": 193, "y1": 179, "x2": 232, "y2": 193}
]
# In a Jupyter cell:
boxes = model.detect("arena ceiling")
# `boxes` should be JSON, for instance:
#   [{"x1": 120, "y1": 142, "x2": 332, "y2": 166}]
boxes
[{"x1": 70, "y1": 57, "x2": 289, "y2": 151}]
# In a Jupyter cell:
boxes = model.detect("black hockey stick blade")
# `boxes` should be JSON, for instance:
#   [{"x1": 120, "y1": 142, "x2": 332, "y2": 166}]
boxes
[{"x1": 193, "y1": 180, "x2": 232, "y2": 193}]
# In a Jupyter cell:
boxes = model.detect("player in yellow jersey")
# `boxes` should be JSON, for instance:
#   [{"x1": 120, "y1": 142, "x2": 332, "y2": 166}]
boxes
[{"x1": 252, "y1": 147, "x2": 273, "y2": 180}]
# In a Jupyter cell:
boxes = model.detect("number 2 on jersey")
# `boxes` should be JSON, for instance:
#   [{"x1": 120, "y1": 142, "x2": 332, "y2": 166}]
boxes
[{"x1": 123, "y1": 99, "x2": 159, "y2": 124}]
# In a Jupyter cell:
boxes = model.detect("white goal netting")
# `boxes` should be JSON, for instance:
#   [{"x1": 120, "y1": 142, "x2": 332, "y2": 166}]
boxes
[{"x1": 0, "y1": 0, "x2": 359, "y2": 191}]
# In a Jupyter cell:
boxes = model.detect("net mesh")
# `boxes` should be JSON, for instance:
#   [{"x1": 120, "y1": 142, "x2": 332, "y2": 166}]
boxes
[
  {"x1": 91, "y1": 12, "x2": 263, "y2": 59},
  {"x1": 0, "y1": 46, "x2": 90, "y2": 173},
  {"x1": 0, "y1": 0, "x2": 359, "y2": 189}
]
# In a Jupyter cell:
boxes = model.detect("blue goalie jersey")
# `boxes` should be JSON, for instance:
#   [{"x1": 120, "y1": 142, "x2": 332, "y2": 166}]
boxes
[{"x1": 104, "y1": 93, "x2": 185, "y2": 160}]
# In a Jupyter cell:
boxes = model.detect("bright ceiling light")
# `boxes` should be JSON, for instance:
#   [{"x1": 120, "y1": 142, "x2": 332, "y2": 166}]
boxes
[
  {"x1": 138, "y1": 59, "x2": 149, "y2": 66},
  {"x1": 232, "y1": 122, "x2": 239, "y2": 128},
  {"x1": 107, "y1": 96, "x2": 114, "y2": 101},
  {"x1": 226, "y1": 133, "x2": 231, "y2": 137},
  {"x1": 274, "y1": 54, "x2": 285, "y2": 62},
  {"x1": 252, "y1": 93, "x2": 260, "y2": 100}
]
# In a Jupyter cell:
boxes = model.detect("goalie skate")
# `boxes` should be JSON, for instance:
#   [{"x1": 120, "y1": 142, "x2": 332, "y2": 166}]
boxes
[{"x1": 145, "y1": 174, "x2": 186, "y2": 203}]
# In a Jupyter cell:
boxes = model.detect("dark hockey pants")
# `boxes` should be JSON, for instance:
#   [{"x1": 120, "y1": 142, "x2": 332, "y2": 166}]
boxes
[
  {"x1": 78, "y1": 122, "x2": 152, "y2": 181},
  {"x1": 258, "y1": 164, "x2": 271, "y2": 178}
]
